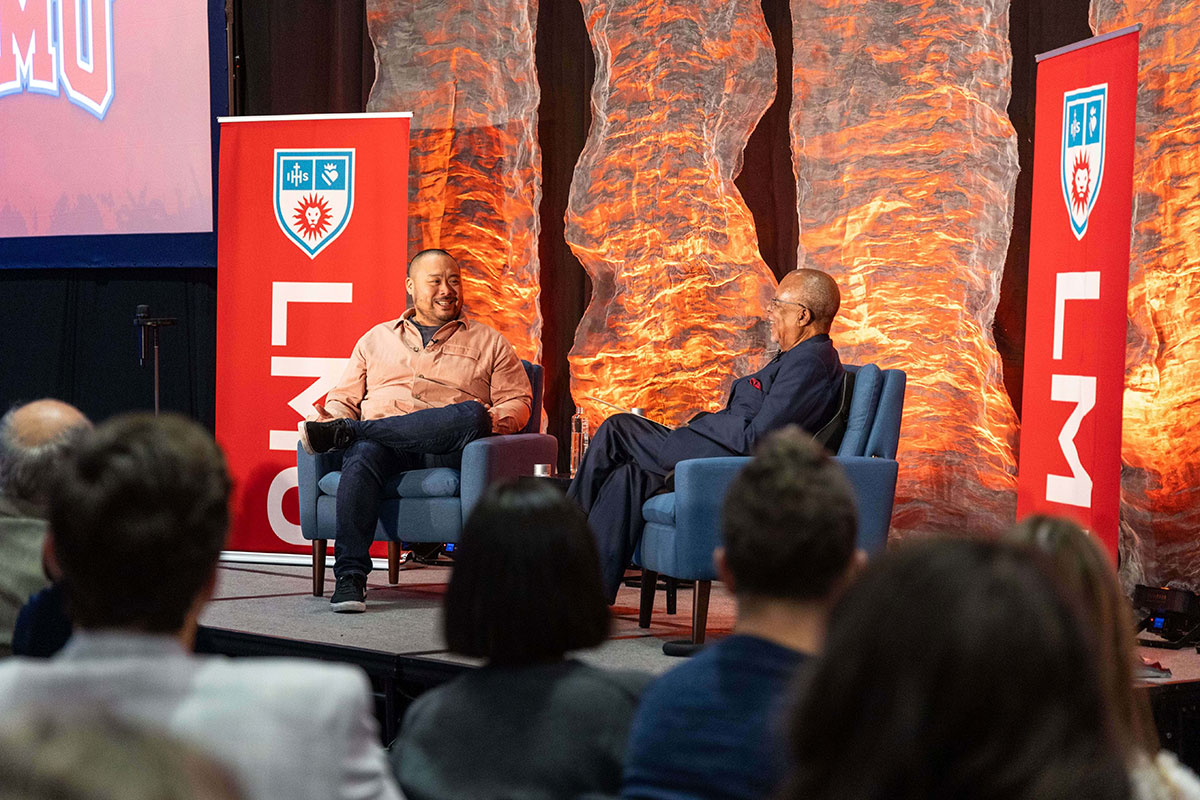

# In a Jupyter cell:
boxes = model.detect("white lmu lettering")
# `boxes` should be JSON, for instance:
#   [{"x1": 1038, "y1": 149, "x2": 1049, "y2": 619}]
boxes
[
  {"x1": 265, "y1": 281, "x2": 353, "y2": 546},
  {"x1": 1045, "y1": 270, "x2": 1101, "y2": 509},
  {"x1": 1053, "y1": 271, "x2": 1100, "y2": 360},
  {"x1": 1045, "y1": 374, "x2": 1096, "y2": 508}
]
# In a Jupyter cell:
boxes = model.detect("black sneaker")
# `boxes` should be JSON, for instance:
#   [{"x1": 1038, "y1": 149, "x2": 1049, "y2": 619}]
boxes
[
  {"x1": 330, "y1": 574, "x2": 367, "y2": 613},
  {"x1": 298, "y1": 419, "x2": 354, "y2": 455}
]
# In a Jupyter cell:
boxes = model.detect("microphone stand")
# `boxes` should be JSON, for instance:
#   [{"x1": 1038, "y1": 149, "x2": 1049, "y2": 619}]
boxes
[{"x1": 134, "y1": 305, "x2": 177, "y2": 415}]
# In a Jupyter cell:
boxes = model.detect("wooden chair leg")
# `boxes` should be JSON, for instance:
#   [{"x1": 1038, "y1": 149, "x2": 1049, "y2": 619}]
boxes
[
  {"x1": 665, "y1": 576, "x2": 678, "y2": 615},
  {"x1": 639, "y1": 569, "x2": 658, "y2": 628},
  {"x1": 691, "y1": 580, "x2": 711, "y2": 644},
  {"x1": 312, "y1": 540, "x2": 327, "y2": 597},
  {"x1": 387, "y1": 542, "x2": 400, "y2": 584}
]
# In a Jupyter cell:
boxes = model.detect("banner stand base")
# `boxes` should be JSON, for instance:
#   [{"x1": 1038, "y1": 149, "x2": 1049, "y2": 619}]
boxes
[{"x1": 219, "y1": 550, "x2": 390, "y2": 571}]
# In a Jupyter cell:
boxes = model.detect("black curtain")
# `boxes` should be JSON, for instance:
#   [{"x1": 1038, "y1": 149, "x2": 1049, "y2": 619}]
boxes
[
  {"x1": 0, "y1": 269, "x2": 217, "y2": 425},
  {"x1": 738, "y1": 0, "x2": 799, "y2": 282},
  {"x1": 535, "y1": 0, "x2": 594, "y2": 469},
  {"x1": 229, "y1": 0, "x2": 375, "y2": 115},
  {"x1": 998, "y1": 0, "x2": 1094, "y2": 417}
]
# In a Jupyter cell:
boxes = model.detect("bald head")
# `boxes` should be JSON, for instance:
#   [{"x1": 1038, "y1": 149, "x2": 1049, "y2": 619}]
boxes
[
  {"x1": 778, "y1": 269, "x2": 840, "y2": 333},
  {"x1": 0, "y1": 400, "x2": 91, "y2": 509},
  {"x1": 407, "y1": 248, "x2": 457, "y2": 277}
]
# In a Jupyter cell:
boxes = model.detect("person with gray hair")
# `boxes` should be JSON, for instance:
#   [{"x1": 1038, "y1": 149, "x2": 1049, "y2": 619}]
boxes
[{"x1": 0, "y1": 399, "x2": 90, "y2": 656}]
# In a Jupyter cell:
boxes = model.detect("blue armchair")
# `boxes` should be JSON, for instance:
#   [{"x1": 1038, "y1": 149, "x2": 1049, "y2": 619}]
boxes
[
  {"x1": 298, "y1": 361, "x2": 558, "y2": 596},
  {"x1": 635, "y1": 364, "x2": 907, "y2": 643}
]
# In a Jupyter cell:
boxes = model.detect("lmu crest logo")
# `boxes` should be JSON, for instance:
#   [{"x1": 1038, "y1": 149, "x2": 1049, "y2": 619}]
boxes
[
  {"x1": 274, "y1": 149, "x2": 355, "y2": 258},
  {"x1": 1060, "y1": 84, "x2": 1107, "y2": 240}
]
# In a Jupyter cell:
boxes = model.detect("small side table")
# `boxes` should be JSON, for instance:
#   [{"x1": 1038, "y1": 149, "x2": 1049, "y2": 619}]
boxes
[{"x1": 527, "y1": 474, "x2": 572, "y2": 494}]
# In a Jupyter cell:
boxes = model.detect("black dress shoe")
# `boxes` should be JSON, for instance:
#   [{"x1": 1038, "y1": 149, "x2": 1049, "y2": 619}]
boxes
[{"x1": 298, "y1": 419, "x2": 354, "y2": 455}]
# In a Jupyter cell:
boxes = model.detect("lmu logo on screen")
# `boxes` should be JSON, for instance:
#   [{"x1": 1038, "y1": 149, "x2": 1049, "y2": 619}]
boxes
[
  {"x1": 274, "y1": 149, "x2": 355, "y2": 259},
  {"x1": 0, "y1": 0, "x2": 117, "y2": 120}
]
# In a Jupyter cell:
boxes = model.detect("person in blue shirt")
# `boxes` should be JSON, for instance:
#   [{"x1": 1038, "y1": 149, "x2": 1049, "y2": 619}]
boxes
[
  {"x1": 621, "y1": 426, "x2": 862, "y2": 800},
  {"x1": 567, "y1": 269, "x2": 845, "y2": 601}
]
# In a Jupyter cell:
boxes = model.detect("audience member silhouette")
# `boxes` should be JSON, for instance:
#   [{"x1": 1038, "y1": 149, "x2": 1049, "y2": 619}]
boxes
[
  {"x1": 783, "y1": 538, "x2": 1133, "y2": 800},
  {"x1": 389, "y1": 477, "x2": 649, "y2": 800},
  {"x1": 1008, "y1": 515, "x2": 1200, "y2": 800},
  {"x1": 622, "y1": 426, "x2": 861, "y2": 800}
]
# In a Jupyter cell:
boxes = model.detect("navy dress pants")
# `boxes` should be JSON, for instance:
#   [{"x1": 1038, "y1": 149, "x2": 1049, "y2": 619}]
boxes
[
  {"x1": 567, "y1": 413, "x2": 736, "y2": 602},
  {"x1": 334, "y1": 401, "x2": 491, "y2": 579}
]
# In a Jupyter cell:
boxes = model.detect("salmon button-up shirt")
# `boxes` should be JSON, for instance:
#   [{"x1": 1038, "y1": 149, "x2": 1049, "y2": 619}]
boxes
[{"x1": 316, "y1": 310, "x2": 532, "y2": 435}]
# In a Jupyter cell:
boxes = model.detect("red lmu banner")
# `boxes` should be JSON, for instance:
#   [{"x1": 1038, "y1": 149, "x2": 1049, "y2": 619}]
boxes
[
  {"x1": 216, "y1": 113, "x2": 411, "y2": 554},
  {"x1": 1017, "y1": 28, "x2": 1139, "y2": 559}
]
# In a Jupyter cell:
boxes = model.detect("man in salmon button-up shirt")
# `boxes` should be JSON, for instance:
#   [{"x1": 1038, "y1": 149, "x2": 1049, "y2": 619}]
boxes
[{"x1": 299, "y1": 248, "x2": 531, "y2": 613}]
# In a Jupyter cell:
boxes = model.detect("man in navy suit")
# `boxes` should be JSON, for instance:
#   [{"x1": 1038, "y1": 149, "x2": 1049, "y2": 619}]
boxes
[{"x1": 567, "y1": 269, "x2": 844, "y2": 601}]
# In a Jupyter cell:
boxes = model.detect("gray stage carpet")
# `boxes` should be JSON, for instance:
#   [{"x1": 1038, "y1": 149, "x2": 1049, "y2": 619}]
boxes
[{"x1": 201, "y1": 561, "x2": 737, "y2": 676}]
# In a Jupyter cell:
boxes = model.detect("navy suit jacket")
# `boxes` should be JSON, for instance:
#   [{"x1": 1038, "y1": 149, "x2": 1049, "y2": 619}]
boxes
[{"x1": 670, "y1": 334, "x2": 843, "y2": 461}]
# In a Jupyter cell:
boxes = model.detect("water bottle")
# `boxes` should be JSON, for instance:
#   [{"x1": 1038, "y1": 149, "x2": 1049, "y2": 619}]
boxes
[{"x1": 570, "y1": 405, "x2": 589, "y2": 477}]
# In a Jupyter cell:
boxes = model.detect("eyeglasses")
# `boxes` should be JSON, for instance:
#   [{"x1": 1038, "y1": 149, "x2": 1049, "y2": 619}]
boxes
[{"x1": 769, "y1": 298, "x2": 810, "y2": 316}]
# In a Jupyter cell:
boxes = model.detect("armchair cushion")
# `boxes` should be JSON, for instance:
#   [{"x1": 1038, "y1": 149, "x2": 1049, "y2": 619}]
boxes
[
  {"x1": 641, "y1": 493, "x2": 676, "y2": 526},
  {"x1": 316, "y1": 468, "x2": 462, "y2": 499},
  {"x1": 396, "y1": 469, "x2": 462, "y2": 497}
]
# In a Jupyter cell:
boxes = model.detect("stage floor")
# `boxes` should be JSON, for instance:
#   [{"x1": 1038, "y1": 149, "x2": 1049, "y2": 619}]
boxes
[
  {"x1": 197, "y1": 560, "x2": 1200, "y2": 762},
  {"x1": 200, "y1": 560, "x2": 1200, "y2": 681},
  {"x1": 200, "y1": 560, "x2": 735, "y2": 677}
]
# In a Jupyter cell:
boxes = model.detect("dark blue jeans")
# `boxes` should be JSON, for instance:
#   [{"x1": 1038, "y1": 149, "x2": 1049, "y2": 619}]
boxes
[{"x1": 334, "y1": 401, "x2": 491, "y2": 579}]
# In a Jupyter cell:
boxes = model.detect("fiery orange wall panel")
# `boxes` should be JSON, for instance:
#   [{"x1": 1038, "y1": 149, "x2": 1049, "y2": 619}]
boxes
[
  {"x1": 365, "y1": 1, "x2": 542, "y2": 361},
  {"x1": 790, "y1": 0, "x2": 1021, "y2": 534},
  {"x1": 1091, "y1": 0, "x2": 1200, "y2": 587},
  {"x1": 566, "y1": 0, "x2": 776, "y2": 428}
]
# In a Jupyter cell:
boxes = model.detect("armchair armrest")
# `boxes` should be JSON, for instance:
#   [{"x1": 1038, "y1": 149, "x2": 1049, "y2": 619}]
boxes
[
  {"x1": 832, "y1": 455, "x2": 898, "y2": 554},
  {"x1": 665, "y1": 456, "x2": 751, "y2": 577},
  {"x1": 459, "y1": 433, "x2": 558, "y2": 518},
  {"x1": 297, "y1": 445, "x2": 344, "y2": 540}
]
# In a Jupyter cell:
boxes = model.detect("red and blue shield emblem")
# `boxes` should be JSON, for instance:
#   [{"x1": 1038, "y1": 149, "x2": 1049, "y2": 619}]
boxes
[
  {"x1": 274, "y1": 149, "x2": 355, "y2": 258},
  {"x1": 1060, "y1": 84, "x2": 1107, "y2": 241}
]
